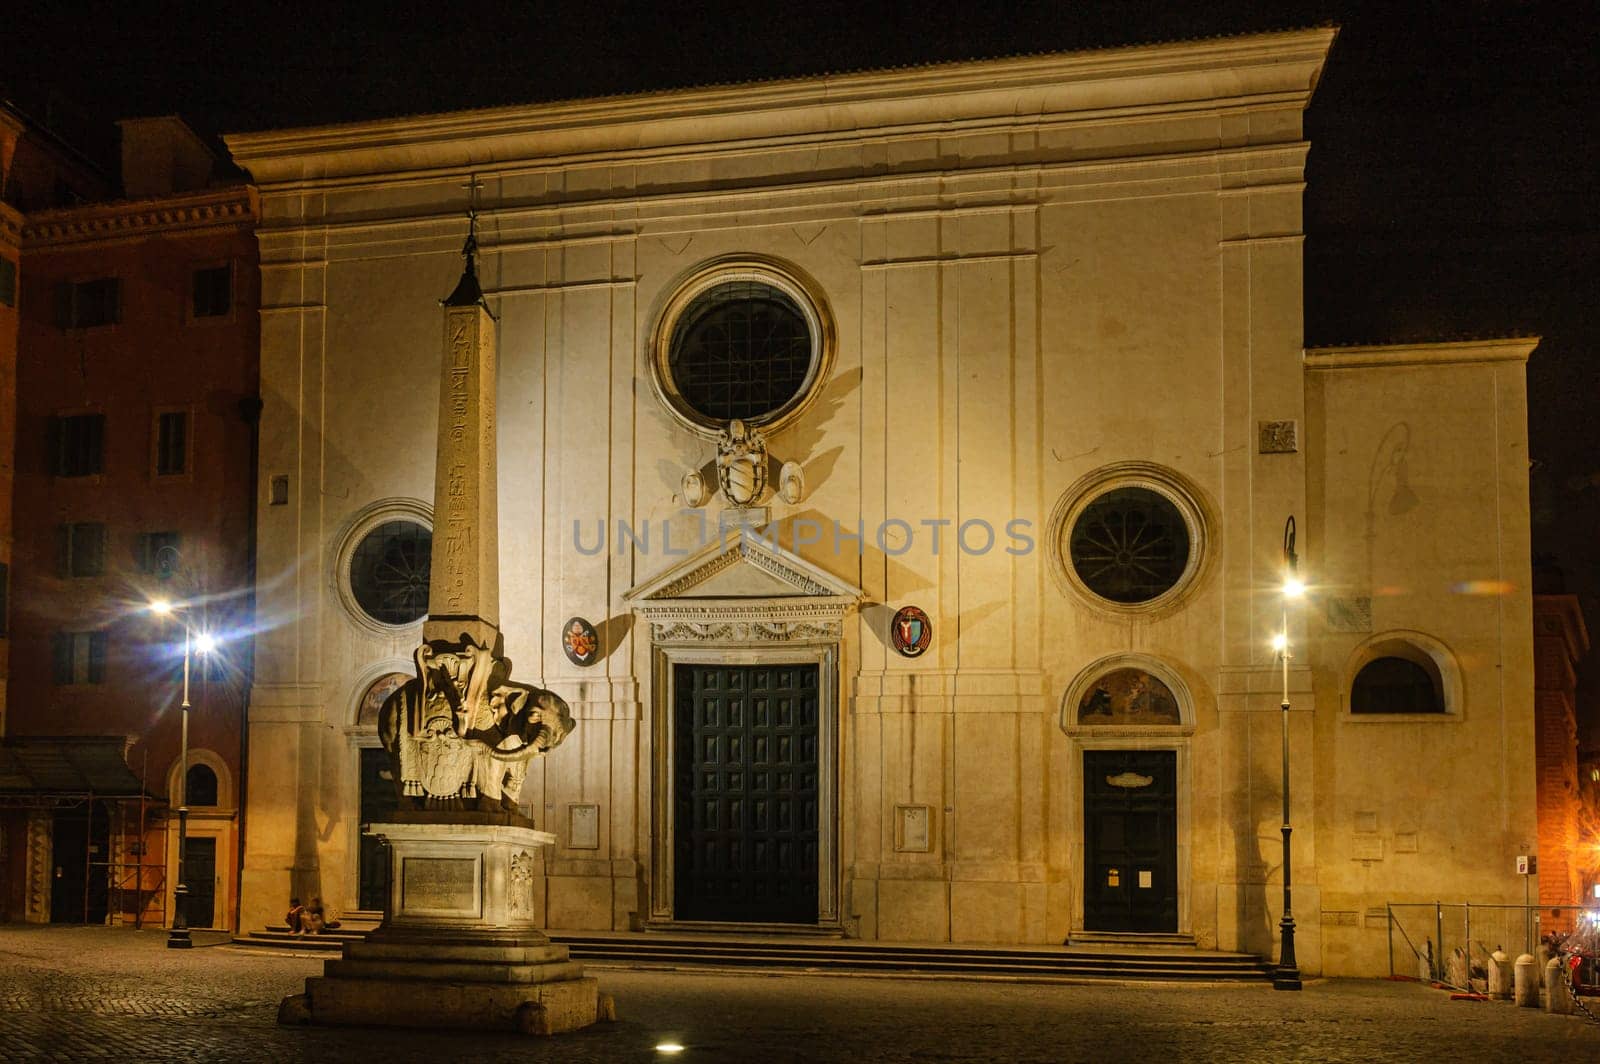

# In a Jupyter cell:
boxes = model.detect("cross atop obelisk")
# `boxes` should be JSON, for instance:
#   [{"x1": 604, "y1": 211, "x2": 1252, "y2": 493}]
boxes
[{"x1": 425, "y1": 200, "x2": 499, "y2": 651}]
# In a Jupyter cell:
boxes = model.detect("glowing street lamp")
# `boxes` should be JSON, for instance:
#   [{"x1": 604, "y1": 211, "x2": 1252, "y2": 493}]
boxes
[
  {"x1": 1273, "y1": 516, "x2": 1303, "y2": 991},
  {"x1": 149, "y1": 597, "x2": 214, "y2": 949}
]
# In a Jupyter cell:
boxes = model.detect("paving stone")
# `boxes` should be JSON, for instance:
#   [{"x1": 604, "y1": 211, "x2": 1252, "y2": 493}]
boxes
[{"x1": 0, "y1": 926, "x2": 1595, "y2": 1062}]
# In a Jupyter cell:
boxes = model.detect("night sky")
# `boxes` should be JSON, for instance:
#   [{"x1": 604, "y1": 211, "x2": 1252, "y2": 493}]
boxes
[{"x1": 5, "y1": 1, "x2": 1596, "y2": 682}]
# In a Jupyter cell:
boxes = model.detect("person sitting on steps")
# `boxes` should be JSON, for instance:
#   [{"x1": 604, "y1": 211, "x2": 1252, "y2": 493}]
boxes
[
  {"x1": 301, "y1": 896, "x2": 341, "y2": 935},
  {"x1": 286, "y1": 897, "x2": 305, "y2": 935}
]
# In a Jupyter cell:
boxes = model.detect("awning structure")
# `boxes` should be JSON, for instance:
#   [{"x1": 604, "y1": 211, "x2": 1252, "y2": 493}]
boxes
[{"x1": 0, "y1": 736, "x2": 156, "y2": 802}]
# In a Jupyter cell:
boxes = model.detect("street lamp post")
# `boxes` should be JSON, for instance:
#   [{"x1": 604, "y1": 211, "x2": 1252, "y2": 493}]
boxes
[
  {"x1": 150, "y1": 599, "x2": 212, "y2": 949},
  {"x1": 1274, "y1": 516, "x2": 1304, "y2": 991}
]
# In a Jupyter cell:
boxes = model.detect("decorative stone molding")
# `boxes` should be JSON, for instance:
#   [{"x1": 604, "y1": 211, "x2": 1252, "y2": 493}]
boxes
[
  {"x1": 225, "y1": 29, "x2": 1337, "y2": 187},
  {"x1": 651, "y1": 618, "x2": 843, "y2": 644},
  {"x1": 630, "y1": 530, "x2": 858, "y2": 604},
  {"x1": 22, "y1": 186, "x2": 258, "y2": 249}
]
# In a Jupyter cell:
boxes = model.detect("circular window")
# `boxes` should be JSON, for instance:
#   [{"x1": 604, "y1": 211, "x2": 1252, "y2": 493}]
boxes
[
  {"x1": 349, "y1": 520, "x2": 431, "y2": 626},
  {"x1": 651, "y1": 260, "x2": 832, "y2": 436},
  {"x1": 1047, "y1": 464, "x2": 1208, "y2": 614},
  {"x1": 1069, "y1": 487, "x2": 1191, "y2": 604}
]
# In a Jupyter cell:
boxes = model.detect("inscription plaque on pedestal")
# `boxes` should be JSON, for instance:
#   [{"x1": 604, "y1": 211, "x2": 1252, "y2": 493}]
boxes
[{"x1": 402, "y1": 856, "x2": 479, "y2": 914}]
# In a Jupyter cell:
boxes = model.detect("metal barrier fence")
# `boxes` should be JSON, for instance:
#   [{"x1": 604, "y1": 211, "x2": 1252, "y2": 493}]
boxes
[{"x1": 1387, "y1": 902, "x2": 1600, "y2": 990}]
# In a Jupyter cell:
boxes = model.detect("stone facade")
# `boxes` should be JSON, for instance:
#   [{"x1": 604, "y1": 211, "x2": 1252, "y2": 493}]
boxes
[{"x1": 225, "y1": 28, "x2": 1538, "y2": 975}]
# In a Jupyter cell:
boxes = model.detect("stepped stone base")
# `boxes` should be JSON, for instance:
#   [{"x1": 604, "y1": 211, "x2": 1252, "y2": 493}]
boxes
[{"x1": 279, "y1": 820, "x2": 610, "y2": 1035}]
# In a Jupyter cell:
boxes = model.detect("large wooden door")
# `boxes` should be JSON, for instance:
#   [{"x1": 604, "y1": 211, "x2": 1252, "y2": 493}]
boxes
[
  {"x1": 674, "y1": 663, "x2": 819, "y2": 924},
  {"x1": 1083, "y1": 749, "x2": 1178, "y2": 932}
]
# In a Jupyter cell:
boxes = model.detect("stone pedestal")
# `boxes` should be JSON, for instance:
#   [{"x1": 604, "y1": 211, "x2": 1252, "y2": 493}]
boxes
[{"x1": 280, "y1": 815, "x2": 608, "y2": 1035}]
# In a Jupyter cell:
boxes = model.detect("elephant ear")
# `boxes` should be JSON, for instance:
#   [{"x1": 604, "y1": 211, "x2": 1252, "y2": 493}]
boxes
[{"x1": 498, "y1": 685, "x2": 530, "y2": 718}]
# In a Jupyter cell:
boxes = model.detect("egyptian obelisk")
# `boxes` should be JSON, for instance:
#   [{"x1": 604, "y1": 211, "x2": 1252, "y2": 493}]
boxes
[
  {"x1": 278, "y1": 215, "x2": 609, "y2": 1036},
  {"x1": 428, "y1": 218, "x2": 500, "y2": 654}
]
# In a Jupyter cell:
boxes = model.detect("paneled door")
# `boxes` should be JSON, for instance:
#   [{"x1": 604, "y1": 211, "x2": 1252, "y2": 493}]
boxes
[
  {"x1": 1083, "y1": 749, "x2": 1178, "y2": 932},
  {"x1": 674, "y1": 663, "x2": 819, "y2": 924}
]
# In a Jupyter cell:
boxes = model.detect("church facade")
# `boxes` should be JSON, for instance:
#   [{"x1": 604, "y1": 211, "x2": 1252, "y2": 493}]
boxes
[{"x1": 226, "y1": 27, "x2": 1537, "y2": 975}]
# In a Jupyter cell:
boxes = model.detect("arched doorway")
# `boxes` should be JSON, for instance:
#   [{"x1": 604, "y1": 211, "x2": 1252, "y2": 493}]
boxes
[{"x1": 1063, "y1": 656, "x2": 1194, "y2": 936}]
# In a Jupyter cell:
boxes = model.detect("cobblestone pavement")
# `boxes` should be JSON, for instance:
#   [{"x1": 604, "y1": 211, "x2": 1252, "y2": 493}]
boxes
[{"x1": 1, "y1": 925, "x2": 1596, "y2": 1063}]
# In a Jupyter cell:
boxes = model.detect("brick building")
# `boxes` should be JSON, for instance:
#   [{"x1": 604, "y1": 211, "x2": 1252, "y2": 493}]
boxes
[
  {"x1": 1533, "y1": 592, "x2": 1590, "y2": 928},
  {"x1": 0, "y1": 113, "x2": 259, "y2": 932}
]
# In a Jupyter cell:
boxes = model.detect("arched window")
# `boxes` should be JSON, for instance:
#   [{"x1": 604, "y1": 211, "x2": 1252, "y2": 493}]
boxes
[
  {"x1": 185, "y1": 764, "x2": 219, "y2": 806},
  {"x1": 1351, "y1": 656, "x2": 1444, "y2": 715}
]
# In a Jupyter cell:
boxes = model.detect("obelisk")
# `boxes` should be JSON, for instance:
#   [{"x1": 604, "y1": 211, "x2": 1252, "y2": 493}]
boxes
[
  {"x1": 428, "y1": 219, "x2": 499, "y2": 654},
  {"x1": 279, "y1": 216, "x2": 608, "y2": 1036}
]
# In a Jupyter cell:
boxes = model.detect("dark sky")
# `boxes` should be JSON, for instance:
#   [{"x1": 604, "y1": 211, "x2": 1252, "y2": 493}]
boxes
[{"x1": 5, "y1": 1, "x2": 1597, "y2": 650}]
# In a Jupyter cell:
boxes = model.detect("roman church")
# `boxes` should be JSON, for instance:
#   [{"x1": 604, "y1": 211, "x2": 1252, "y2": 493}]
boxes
[{"x1": 225, "y1": 26, "x2": 1537, "y2": 976}]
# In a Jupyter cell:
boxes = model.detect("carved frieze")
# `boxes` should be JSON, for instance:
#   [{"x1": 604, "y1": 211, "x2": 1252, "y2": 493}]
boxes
[{"x1": 651, "y1": 618, "x2": 842, "y2": 644}]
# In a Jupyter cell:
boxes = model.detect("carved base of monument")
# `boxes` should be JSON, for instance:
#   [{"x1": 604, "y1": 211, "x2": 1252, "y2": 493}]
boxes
[{"x1": 279, "y1": 817, "x2": 609, "y2": 1035}]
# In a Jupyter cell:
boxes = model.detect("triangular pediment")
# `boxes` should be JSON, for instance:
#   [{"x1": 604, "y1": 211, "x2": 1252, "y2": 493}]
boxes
[{"x1": 624, "y1": 529, "x2": 861, "y2": 603}]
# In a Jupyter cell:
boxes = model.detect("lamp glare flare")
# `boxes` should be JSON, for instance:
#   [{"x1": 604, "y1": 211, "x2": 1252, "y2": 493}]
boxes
[
  {"x1": 146, "y1": 598, "x2": 220, "y2": 653},
  {"x1": 1282, "y1": 576, "x2": 1306, "y2": 599}
]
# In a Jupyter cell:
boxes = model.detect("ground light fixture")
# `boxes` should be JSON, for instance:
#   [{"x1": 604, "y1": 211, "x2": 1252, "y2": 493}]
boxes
[{"x1": 655, "y1": 1042, "x2": 687, "y2": 1054}]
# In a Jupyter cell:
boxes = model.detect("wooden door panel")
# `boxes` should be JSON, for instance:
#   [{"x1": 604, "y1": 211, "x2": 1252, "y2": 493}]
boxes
[
  {"x1": 1083, "y1": 749, "x2": 1178, "y2": 932},
  {"x1": 675, "y1": 663, "x2": 820, "y2": 923}
]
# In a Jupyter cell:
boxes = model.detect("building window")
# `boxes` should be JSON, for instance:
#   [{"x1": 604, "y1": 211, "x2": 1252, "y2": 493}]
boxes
[
  {"x1": 348, "y1": 519, "x2": 431, "y2": 626},
  {"x1": 52, "y1": 631, "x2": 108, "y2": 685},
  {"x1": 1047, "y1": 463, "x2": 1208, "y2": 615},
  {"x1": 1069, "y1": 486, "x2": 1192, "y2": 605},
  {"x1": 185, "y1": 764, "x2": 219, "y2": 807},
  {"x1": 191, "y1": 265, "x2": 232, "y2": 319},
  {"x1": 49, "y1": 414, "x2": 105, "y2": 477},
  {"x1": 1351, "y1": 656, "x2": 1445, "y2": 714},
  {"x1": 136, "y1": 531, "x2": 182, "y2": 575},
  {"x1": 155, "y1": 411, "x2": 188, "y2": 475},
  {"x1": 55, "y1": 278, "x2": 120, "y2": 328},
  {"x1": 57, "y1": 522, "x2": 106, "y2": 578},
  {"x1": 651, "y1": 261, "x2": 832, "y2": 436},
  {"x1": 0, "y1": 257, "x2": 16, "y2": 307}
]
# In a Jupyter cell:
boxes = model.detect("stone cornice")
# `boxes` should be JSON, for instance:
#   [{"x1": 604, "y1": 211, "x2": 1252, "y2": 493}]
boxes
[
  {"x1": 21, "y1": 185, "x2": 258, "y2": 249},
  {"x1": 226, "y1": 28, "x2": 1337, "y2": 187},
  {"x1": 1303, "y1": 337, "x2": 1539, "y2": 371}
]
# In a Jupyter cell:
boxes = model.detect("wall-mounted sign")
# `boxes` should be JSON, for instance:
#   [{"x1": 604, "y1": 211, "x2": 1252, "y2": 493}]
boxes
[
  {"x1": 562, "y1": 617, "x2": 600, "y2": 666},
  {"x1": 891, "y1": 605, "x2": 932, "y2": 658}
]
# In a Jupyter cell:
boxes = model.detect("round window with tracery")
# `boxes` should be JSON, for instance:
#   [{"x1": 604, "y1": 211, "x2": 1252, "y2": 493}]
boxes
[
  {"x1": 669, "y1": 281, "x2": 811, "y2": 422},
  {"x1": 1069, "y1": 487, "x2": 1191, "y2": 604},
  {"x1": 651, "y1": 262, "x2": 832, "y2": 436},
  {"x1": 349, "y1": 520, "x2": 431, "y2": 626}
]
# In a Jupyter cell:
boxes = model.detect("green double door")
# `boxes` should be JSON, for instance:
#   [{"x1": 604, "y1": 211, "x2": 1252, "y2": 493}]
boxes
[{"x1": 674, "y1": 663, "x2": 820, "y2": 924}]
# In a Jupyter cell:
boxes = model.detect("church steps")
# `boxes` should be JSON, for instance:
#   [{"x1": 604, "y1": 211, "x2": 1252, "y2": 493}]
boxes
[{"x1": 234, "y1": 927, "x2": 1271, "y2": 981}]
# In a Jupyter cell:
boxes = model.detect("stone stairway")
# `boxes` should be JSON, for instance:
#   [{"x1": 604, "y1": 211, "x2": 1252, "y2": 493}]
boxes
[{"x1": 234, "y1": 924, "x2": 1271, "y2": 982}]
